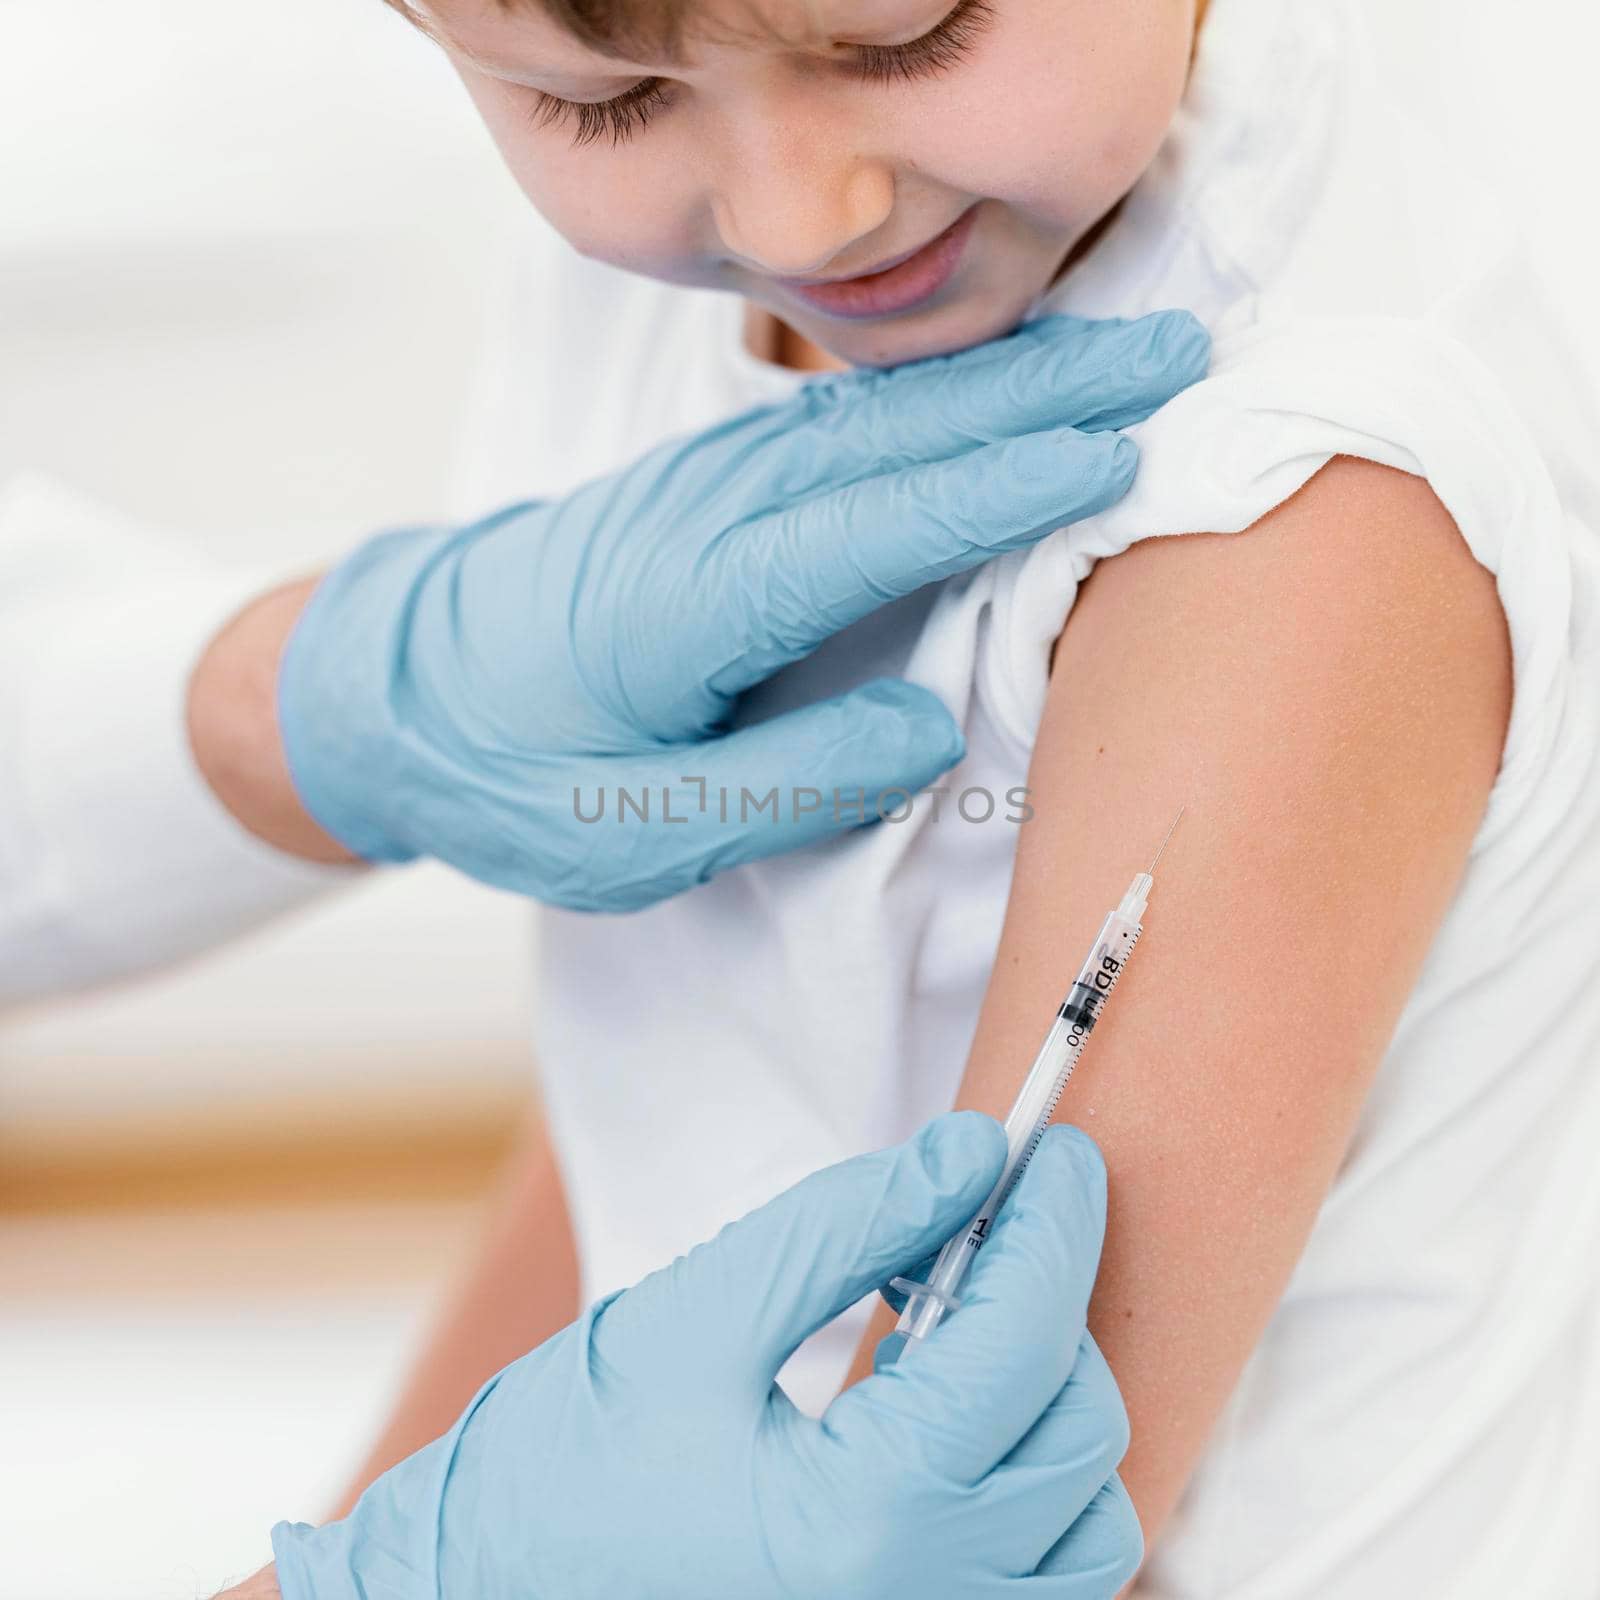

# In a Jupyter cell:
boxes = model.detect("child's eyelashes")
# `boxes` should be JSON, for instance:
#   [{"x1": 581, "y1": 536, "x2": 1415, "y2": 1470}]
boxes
[
  {"x1": 851, "y1": 0, "x2": 996, "y2": 86},
  {"x1": 528, "y1": 0, "x2": 998, "y2": 151},
  {"x1": 527, "y1": 79, "x2": 675, "y2": 150}
]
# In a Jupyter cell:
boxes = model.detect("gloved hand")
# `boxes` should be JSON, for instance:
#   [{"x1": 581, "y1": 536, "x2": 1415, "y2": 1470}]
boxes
[
  {"x1": 279, "y1": 310, "x2": 1208, "y2": 910},
  {"x1": 271, "y1": 1115, "x2": 1142, "y2": 1599}
]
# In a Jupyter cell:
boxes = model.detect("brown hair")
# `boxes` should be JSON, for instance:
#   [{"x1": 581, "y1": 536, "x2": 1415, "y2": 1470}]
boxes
[
  {"x1": 536, "y1": 0, "x2": 1216, "y2": 55},
  {"x1": 392, "y1": 0, "x2": 1211, "y2": 64},
  {"x1": 381, "y1": 0, "x2": 773, "y2": 64},
  {"x1": 516, "y1": 0, "x2": 694, "y2": 61}
]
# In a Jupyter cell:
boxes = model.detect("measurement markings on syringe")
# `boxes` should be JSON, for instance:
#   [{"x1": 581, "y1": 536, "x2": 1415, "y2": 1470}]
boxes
[
  {"x1": 953, "y1": 944, "x2": 1138, "y2": 1260},
  {"x1": 1056, "y1": 945, "x2": 1129, "y2": 1042},
  {"x1": 978, "y1": 937, "x2": 1137, "y2": 1237},
  {"x1": 891, "y1": 832, "x2": 1175, "y2": 1348}
]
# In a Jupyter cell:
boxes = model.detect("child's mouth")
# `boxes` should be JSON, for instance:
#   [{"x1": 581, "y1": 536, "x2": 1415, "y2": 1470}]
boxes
[{"x1": 778, "y1": 204, "x2": 979, "y2": 321}]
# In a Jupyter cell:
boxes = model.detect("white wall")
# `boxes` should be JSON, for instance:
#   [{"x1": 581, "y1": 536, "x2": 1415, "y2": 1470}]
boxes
[
  {"x1": 1362, "y1": 0, "x2": 1600, "y2": 358},
  {"x1": 1, "y1": 0, "x2": 540, "y2": 1118}
]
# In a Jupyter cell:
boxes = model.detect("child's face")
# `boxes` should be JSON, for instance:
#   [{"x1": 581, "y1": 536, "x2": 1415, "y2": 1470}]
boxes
[{"x1": 427, "y1": 0, "x2": 1197, "y2": 367}]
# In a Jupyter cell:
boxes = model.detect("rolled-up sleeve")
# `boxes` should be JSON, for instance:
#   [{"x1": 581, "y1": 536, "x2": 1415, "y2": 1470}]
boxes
[{"x1": 0, "y1": 474, "x2": 360, "y2": 1006}]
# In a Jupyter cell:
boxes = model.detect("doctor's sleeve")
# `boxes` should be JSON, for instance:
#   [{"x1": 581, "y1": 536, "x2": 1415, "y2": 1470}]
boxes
[{"x1": 0, "y1": 475, "x2": 357, "y2": 1006}]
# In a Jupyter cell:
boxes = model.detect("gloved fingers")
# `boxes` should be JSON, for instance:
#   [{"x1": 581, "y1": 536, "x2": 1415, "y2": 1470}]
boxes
[
  {"x1": 880, "y1": 1246, "x2": 937, "y2": 1315},
  {"x1": 708, "y1": 425, "x2": 1137, "y2": 694},
  {"x1": 793, "y1": 310, "x2": 1211, "y2": 490},
  {"x1": 597, "y1": 1113, "x2": 1006, "y2": 1395},
  {"x1": 1020, "y1": 308, "x2": 1211, "y2": 433},
  {"x1": 823, "y1": 1126, "x2": 1108, "y2": 1484},
  {"x1": 1029, "y1": 1471, "x2": 1145, "y2": 1595},
  {"x1": 522, "y1": 680, "x2": 961, "y2": 911},
  {"x1": 872, "y1": 1329, "x2": 909, "y2": 1375},
  {"x1": 645, "y1": 317, "x2": 1083, "y2": 548},
  {"x1": 969, "y1": 1333, "x2": 1131, "y2": 1565},
  {"x1": 853, "y1": 1345, "x2": 1131, "y2": 1594},
  {"x1": 664, "y1": 677, "x2": 969, "y2": 868},
  {"x1": 1001, "y1": 1329, "x2": 1128, "y2": 1475}
]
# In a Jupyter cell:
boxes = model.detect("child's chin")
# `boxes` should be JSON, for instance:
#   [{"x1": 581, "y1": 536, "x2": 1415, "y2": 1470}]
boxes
[{"x1": 820, "y1": 293, "x2": 1044, "y2": 372}]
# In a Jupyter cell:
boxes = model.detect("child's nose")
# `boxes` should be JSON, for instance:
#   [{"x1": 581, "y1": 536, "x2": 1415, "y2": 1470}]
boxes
[{"x1": 710, "y1": 130, "x2": 896, "y2": 282}]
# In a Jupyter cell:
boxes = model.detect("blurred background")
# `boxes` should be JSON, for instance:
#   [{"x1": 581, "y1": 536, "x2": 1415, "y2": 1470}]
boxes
[{"x1": 2, "y1": 1, "x2": 1596, "y2": 1595}]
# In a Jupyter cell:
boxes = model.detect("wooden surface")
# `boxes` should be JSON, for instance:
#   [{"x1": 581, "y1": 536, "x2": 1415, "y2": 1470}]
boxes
[{"x1": 1, "y1": 1067, "x2": 530, "y2": 1217}]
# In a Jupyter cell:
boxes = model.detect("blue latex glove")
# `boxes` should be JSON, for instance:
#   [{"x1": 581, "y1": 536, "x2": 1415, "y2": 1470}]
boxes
[
  {"x1": 271, "y1": 1114, "x2": 1141, "y2": 1599},
  {"x1": 278, "y1": 311, "x2": 1208, "y2": 910}
]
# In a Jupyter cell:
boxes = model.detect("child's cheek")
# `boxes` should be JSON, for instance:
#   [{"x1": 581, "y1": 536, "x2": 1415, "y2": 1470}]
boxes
[
  {"x1": 458, "y1": 69, "x2": 700, "y2": 276},
  {"x1": 916, "y1": 6, "x2": 1193, "y2": 235},
  {"x1": 530, "y1": 161, "x2": 697, "y2": 279}
]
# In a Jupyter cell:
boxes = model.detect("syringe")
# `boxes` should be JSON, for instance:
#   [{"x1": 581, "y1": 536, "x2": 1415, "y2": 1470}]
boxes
[{"x1": 890, "y1": 814, "x2": 1181, "y2": 1346}]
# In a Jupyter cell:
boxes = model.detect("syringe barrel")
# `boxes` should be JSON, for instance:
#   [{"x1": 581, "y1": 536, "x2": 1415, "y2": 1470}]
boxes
[{"x1": 894, "y1": 892, "x2": 1144, "y2": 1345}]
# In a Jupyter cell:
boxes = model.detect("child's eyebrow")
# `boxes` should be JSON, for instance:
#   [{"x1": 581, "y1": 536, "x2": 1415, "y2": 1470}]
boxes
[
  {"x1": 382, "y1": 0, "x2": 964, "y2": 72},
  {"x1": 379, "y1": 0, "x2": 697, "y2": 69},
  {"x1": 380, "y1": 0, "x2": 657, "y2": 78}
]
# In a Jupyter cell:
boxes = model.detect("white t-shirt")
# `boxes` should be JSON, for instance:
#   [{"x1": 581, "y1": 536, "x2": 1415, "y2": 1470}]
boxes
[{"x1": 455, "y1": 0, "x2": 1600, "y2": 1593}]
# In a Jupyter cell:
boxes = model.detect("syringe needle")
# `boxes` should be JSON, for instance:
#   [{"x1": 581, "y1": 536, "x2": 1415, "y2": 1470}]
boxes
[{"x1": 1150, "y1": 806, "x2": 1186, "y2": 873}]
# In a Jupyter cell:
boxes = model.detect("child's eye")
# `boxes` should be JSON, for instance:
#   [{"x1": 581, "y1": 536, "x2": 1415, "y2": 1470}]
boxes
[
  {"x1": 851, "y1": 0, "x2": 997, "y2": 86},
  {"x1": 530, "y1": 0, "x2": 997, "y2": 150},
  {"x1": 527, "y1": 78, "x2": 674, "y2": 150}
]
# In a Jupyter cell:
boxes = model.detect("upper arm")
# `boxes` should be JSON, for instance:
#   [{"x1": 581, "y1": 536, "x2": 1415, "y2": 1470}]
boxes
[{"x1": 956, "y1": 456, "x2": 1511, "y2": 1555}]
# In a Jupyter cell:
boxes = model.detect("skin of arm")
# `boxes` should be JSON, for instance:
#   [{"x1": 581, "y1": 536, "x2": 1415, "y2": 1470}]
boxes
[
  {"x1": 186, "y1": 576, "x2": 359, "y2": 865},
  {"x1": 215, "y1": 1567, "x2": 280, "y2": 1600},
  {"x1": 844, "y1": 457, "x2": 1513, "y2": 1580},
  {"x1": 328, "y1": 1110, "x2": 581, "y2": 1517}
]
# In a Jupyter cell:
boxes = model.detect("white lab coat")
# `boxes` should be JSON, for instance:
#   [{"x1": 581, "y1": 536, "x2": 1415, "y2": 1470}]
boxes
[{"x1": 0, "y1": 474, "x2": 350, "y2": 1007}]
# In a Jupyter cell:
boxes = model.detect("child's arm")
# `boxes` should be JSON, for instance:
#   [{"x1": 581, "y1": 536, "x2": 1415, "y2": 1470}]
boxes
[
  {"x1": 327, "y1": 1110, "x2": 580, "y2": 1517},
  {"x1": 846, "y1": 457, "x2": 1512, "y2": 1567}
]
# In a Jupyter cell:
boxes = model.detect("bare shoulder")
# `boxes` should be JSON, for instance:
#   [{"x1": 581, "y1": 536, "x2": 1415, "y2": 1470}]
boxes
[
  {"x1": 1080, "y1": 451, "x2": 1504, "y2": 627},
  {"x1": 1053, "y1": 455, "x2": 1512, "y2": 855}
]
